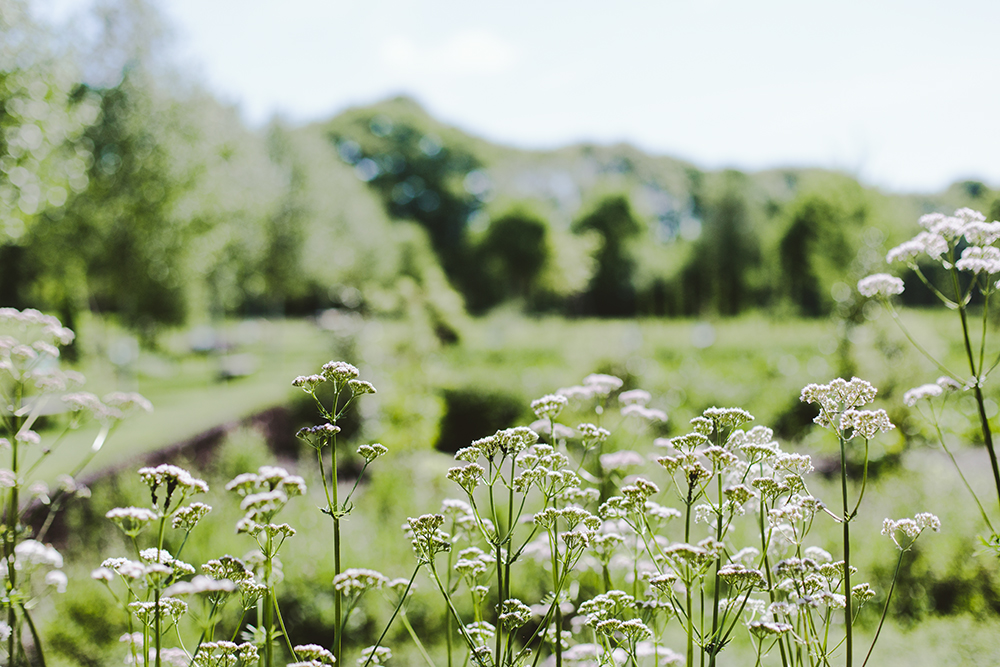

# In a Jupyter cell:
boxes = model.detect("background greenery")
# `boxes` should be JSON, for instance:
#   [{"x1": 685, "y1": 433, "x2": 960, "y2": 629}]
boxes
[{"x1": 4, "y1": 0, "x2": 1000, "y2": 664}]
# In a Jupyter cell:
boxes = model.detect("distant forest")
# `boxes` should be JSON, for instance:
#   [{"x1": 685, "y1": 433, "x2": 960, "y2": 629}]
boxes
[{"x1": 3, "y1": 0, "x2": 998, "y2": 344}]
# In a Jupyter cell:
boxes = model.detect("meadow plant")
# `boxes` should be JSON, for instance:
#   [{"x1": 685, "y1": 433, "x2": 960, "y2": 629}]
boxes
[
  {"x1": 226, "y1": 464, "x2": 306, "y2": 665},
  {"x1": 98, "y1": 461, "x2": 296, "y2": 667},
  {"x1": 859, "y1": 207, "x2": 1000, "y2": 549},
  {"x1": 91, "y1": 362, "x2": 941, "y2": 667},
  {"x1": 293, "y1": 362, "x2": 386, "y2": 665},
  {"x1": 0, "y1": 307, "x2": 150, "y2": 665},
  {"x1": 402, "y1": 372, "x2": 934, "y2": 667}
]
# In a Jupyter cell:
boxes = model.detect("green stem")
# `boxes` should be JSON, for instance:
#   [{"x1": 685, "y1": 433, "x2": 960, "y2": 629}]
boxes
[
  {"x1": 400, "y1": 611, "x2": 438, "y2": 667},
  {"x1": 956, "y1": 294, "x2": 1000, "y2": 516},
  {"x1": 496, "y1": 526, "x2": 505, "y2": 667},
  {"x1": 928, "y1": 408, "x2": 995, "y2": 532},
  {"x1": 885, "y1": 303, "x2": 957, "y2": 381},
  {"x1": 911, "y1": 265, "x2": 957, "y2": 308},
  {"x1": 551, "y1": 524, "x2": 561, "y2": 667},
  {"x1": 507, "y1": 465, "x2": 518, "y2": 667},
  {"x1": 7, "y1": 436, "x2": 20, "y2": 663},
  {"x1": 154, "y1": 515, "x2": 167, "y2": 667},
  {"x1": 861, "y1": 549, "x2": 905, "y2": 667},
  {"x1": 708, "y1": 475, "x2": 723, "y2": 667},
  {"x1": 364, "y1": 566, "x2": 423, "y2": 667},
  {"x1": 839, "y1": 434, "x2": 853, "y2": 667},
  {"x1": 19, "y1": 603, "x2": 45, "y2": 667},
  {"x1": 849, "y1": 438, "x2": 870, "y2": 519},
  {"x1": 428, "y1": 563, "x2": 482, "y2": 655},
  {"x1": 229, "y1": 608, "x2": 249, "y2": 644},
  {"x1": 684, "y1": 481, "x2": 694, "y2": 667},
  {"x1": 979, "y1": 285, "x2": 989, "y2": 377},
  {"x1": 332, "y1": 438, "x2": 343, "y2": 663},
  {"x1": 264, "y1": 533, "x2": 274, "y2": 667},
  {"x1": 273, "y1": 593, "x2": 297, "y2": 662}
]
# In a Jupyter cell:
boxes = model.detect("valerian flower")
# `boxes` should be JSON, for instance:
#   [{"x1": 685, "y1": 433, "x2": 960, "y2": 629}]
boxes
[
  {"x1": 531, "y1": 393, "x2": 568, "y2": 420},
  {"x1": 839, "y1": 409, "x2": 895, "y2": 439},
  {"x1": 882, "y1": 513, "x2": 941, "y2": 549},
  {"x1": 955, "y1": 246, "x2": 1000, "y2": 275},
  {"x1": 857, "y1": 273, "x2": 905, "y2": 299},
  {"x1": 886, "y1": 232, "x2": 948, "y2": 264},
  {"x1": 903, "y1": 383, "x2": 944, "y2": 406}
]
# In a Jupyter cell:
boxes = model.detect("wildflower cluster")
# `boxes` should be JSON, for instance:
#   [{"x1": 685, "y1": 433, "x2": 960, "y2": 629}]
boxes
[
  {"x1": 859, "y1": 207, "x2": 1000, "y2": 551},
  {"x1": 399, "y1": 372, "x2": 939, "y2": 667},
  {"x1": 85, "y1": 358, "x2": 947, "y2": 667},
  {"x1": 0, "y1": 308, "x2": 150, "y2": 662},
  {"x1": 98, "y1": 463, "x2": 233, "y2": 667}
]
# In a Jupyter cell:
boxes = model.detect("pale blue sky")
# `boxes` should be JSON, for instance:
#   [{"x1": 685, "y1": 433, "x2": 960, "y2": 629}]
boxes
[{"x1": 36, "y1": 0, "x2": 1000, "y2": 193}]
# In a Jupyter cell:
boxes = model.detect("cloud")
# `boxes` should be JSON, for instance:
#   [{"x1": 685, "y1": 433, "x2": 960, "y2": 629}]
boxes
[{"x1": 379, "y1": 29, "x2": 519, "y2": 76}]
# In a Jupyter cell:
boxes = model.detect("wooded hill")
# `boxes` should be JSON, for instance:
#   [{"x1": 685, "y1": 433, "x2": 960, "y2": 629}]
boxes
[{"x1": 3, "y1": 0, "x2": 996, "y2": 340}]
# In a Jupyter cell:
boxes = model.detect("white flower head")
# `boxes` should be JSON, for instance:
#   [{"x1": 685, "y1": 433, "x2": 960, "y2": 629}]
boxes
[
  {"x1": 937, "y1": 376, "x2": 962, "y2": 392},
  {"x1": 858, "y1": 273, "x2": 904, "y2": 299},
  {"x1": 922, "y1": 213, "x2": 968, "y2": 241},
  {"x1": 839, "y1": 409, "x2": 895, "y2": 439},
  {"x1": 618, "y1": 389, "x2": 651, "y2": 406},
  {"x1": 599, "y1": 450, "x2": 646, "y2": 470},
  {"x1": 45, "y1": 570, "x2": 68, "y2": 593},
  {"x1": 103, "y1": 392, "x2": 153, "y2": 416},
  {"x1": 15, "y1": 540, "x2": 63, "y2": 569},
  {"x1": 956, "y1": 246, "x2": 1000, "y2": 275},
  {"x1": 14, "y1": 430, "x2": 40, "y2": 446},
  {"x1": 322, "y1": 360, "x2": 360, "y2": 384},
  {"x1": 531, "y1": 394, "x2": 568, "y2": 421},
  {"x1": 882, "y1": 512, "x2": 940, "y2": 549},
  {"x1": 583, "y1": 373, "x2": 624, "y2": 397},
  {"x1": 954, "y1": 207, "x2": 986, "y2": 225},
  {"x1": 903, "y1": 383, "x2": 943, "y2": 406},
  {"x1": 886, "y1": 232, "x2": 948, "y2": 264},
  {"x1": 163, "y1": 575, "x2": 236, "y2": 597},
  {"x1": 621, "y1": 403, "x2": 668, "y2": 423},
  {"x1": 964, "y1": 220, "x2": 1000, "y2": 246}
]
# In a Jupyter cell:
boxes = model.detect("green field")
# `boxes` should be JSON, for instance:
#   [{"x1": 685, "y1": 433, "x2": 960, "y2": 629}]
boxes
[{"x1": 29, "y1": 308, "x2": 1000, "y2": 666}]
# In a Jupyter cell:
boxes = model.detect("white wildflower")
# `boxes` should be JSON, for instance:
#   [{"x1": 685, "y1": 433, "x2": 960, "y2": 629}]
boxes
[
  {"x1": 583, "y1": 373, "x2": 623, "y2": 396},
  {"x1": 956, "y1": 246, "x2": 1000, "y2": 275},
  {"x1": 163, "y1": 575, "x2": 236, "y2": 597},
  {"x1": 599, "y1": 450, "x2": 646, "y2": 470},
  {"x1": 839, "y1": 409, "x2": 895, "y2": 439},
  {"x1": 903, "y1": 383, "x2": 943, "y2": 406},
  {"x1": 618, "y1": 389, "x2": 651, "y2": 406},
  {"x1": 965, "y1": 220, "x2": 1000, "y2": 246},
  {"x1": 531, "y1": 394, "x2": 568, "y2": 420},
  {"x1": 621, "y1": 403, "x2": 667, "y2": 422},
  {"x1": 45, "y1": 570, "x2": 68, "y2": 593},
  {"x1": 886, "y1": 232, "x2": 948, "y2": 263},
  {"x1": 857, "y1": 273, "x2": 904, "y2": 298}
]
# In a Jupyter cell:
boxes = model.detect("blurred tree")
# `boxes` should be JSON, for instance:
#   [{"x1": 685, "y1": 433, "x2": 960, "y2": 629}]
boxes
[
  {"x1": 260, "y1": 121, "x2": 308, "y2": 315},
  {"x1": 778, "y1": 195, "x2": 855, "y2": 317},
  {"x1": 989, "y1": 198, "x2": 1000, "y2": 223},
  {"x1": 679, "y1": 172, "x2": 761, "y2": 316},
  {"x1": 3, "y1": 0, "x2": 294, "y2": 340},
  {"x1": 471, "y1": 210, "x2": 550, "y2": 312},
  {"x1": 0, "y1": 0, "x2": 192, "y2": 340},
  {"x1": 329, "y1": 109, "x2": 485, "y2": 306},
  {"x1": 0, "y1": 0, "x2": 100, "y2": 321},
  {"x1": 572, "y1": 195, "x2": 642, "y2": 316},
  {"x1": 60, "y1": 73, "x2": 188, "y2": 336}
]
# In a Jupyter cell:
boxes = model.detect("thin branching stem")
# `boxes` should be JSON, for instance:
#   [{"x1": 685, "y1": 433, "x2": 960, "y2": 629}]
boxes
[
  {"x1": 926, "y1": 408, "x2": 995, "y2": 532},
  {"x1": 861, "y1": 549, "x2": 906, "y2": 667},
  {"x1": 19, "y1": 604, "x2": 45, "y2": 667},
  {"x1": 884, "y1": 303, "x2": 957, "y2": 381}
]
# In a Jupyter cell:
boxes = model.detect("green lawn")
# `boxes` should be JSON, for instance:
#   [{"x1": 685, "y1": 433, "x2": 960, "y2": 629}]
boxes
[
  {"x1": 33, "y1": 318, "x2": 336, "y2": 483},
  {"x1": 37, "y1": 306, "x2": 989, "y2": 482}
]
